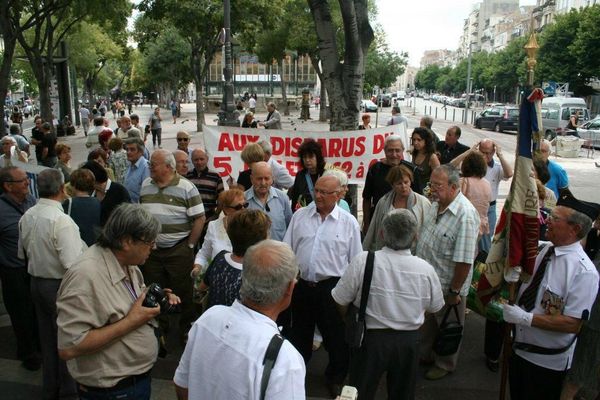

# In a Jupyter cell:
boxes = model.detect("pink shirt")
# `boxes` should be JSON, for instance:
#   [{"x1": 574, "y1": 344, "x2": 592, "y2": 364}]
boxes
[{"x1": 460, "y1": 177, "x2": 491, "y2": 235}]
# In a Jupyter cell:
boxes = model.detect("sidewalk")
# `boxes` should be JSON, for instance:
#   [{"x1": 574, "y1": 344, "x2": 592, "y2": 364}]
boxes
[{"x1": 1, "y1": 101, "x2": 598, "y2": 400}]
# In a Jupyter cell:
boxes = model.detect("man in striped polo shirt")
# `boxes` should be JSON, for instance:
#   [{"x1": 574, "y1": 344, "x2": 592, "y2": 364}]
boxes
[
  {"x1": 140, "y1": 149, "x2": 206, "y2": 343},
  {"x1": 186, "y1": 148, "x2": 224, "y2": 233}
]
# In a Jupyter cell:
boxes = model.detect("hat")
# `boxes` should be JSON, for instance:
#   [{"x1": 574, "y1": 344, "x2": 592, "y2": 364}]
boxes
[{"x1": 557, "y1": 189, "x2": 600, "y2": 221}]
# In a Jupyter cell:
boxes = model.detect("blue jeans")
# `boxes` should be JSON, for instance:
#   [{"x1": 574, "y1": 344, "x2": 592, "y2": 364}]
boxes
[
  {"x1": 77, "y1": 375, "x2": 151, "y2": 400},
  {"x1": 479, "y1": 204, "x2": 497, "y2": 253}
]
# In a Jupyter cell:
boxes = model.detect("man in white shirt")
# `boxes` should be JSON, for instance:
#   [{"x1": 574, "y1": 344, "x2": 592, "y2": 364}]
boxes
[
  {"x1": 333, "y1": 209, "x2": 444, "y2": 399},
  {"x1": 386, "y1": 105, "x2": 408, "y2": 130},
  {"x1": 283, "y1": 175, "x2": 362, "y2": 397},
  {"x1": 503, "y1": 192, "x2": 599, "y2": 400},
  {"x1": 79, "y1": 104, "x2": 90, "y2": 136},
  {"x1": 174, "y1": 239, "x2": 305, "y2": 400},
  {"x1": 258, "y1": 140, "x2": 294, "y2": 190},
  {"x1": 248, "y1": 96, "x2": 257, "y2": 113},
  {"x1": 18, "y1": 168, "x2": 86, "y2": 400}
]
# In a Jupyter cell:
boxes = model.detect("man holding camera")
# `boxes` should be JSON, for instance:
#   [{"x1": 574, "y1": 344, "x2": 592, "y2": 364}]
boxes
[{"x1": 57, "y1": 204, "x2": 181, "y2": 400}]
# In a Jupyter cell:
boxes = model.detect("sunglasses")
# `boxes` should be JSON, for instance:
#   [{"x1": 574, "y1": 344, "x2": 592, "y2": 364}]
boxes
[
  {"x1": 177, "y1": 138, "x2": 189, "y2": 142},
  {"x1": 228, "y1": 202, "x2": 249, "y2": 211}
]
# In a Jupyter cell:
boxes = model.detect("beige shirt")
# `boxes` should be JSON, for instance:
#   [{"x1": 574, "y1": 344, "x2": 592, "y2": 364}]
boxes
[
  {"x1": 18, "y1": 198, "x2": 86, "y2": 279},
  {"x1": 57, "y1": 245, "x2": 158, "y2": 387}
]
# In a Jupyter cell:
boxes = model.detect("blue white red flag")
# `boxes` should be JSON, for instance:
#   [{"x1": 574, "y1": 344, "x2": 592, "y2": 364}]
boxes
[{"x1": 476, "y1": 88, "x2": 543, "y2": 303}]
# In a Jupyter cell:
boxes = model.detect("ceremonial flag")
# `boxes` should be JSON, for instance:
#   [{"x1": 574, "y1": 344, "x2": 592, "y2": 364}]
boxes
[{"x1": 471, "y1": 88, "x2": 543, "y2": 312}]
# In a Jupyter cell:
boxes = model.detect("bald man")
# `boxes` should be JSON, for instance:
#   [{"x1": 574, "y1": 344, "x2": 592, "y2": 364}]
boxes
[
  {"x1": 245, "y1": 161, "x2": 292, "y2": 241},
  {"x1": 186, "y1": 148, "x2": 224, "y2": 229}
]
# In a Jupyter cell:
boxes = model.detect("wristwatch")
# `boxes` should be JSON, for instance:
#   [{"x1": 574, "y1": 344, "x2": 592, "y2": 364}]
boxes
[
  {"x1": 187, "y1": 243, "x2": 195, "y2": 249},
  {"x1": 448, "y1": 288, "x2": 461, "y2": 296}
]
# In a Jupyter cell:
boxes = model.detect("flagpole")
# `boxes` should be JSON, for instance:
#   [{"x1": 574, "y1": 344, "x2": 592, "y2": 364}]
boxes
[{"x1": 498, "y1": 31, "x2": 540, "y2": 400}]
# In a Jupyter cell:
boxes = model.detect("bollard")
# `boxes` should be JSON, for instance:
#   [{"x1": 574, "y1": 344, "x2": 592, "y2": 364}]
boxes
[
  {"x1": 435, "y1": 108, "x2": 438, "y2": 119},
  {"x1": 461, "y1": 109, "x2": 464, "y2": 122},
  {"x1": 444, "y1": 109, "x2": 447, "y2": 120},
  {"x1": 452, "y1": 109, "x2": 455, "y2": 122}
]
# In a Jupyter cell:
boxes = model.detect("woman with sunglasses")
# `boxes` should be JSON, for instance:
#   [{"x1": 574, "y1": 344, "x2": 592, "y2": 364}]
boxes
[
  {"x1": 191, "y1": 188, "x2": 248, "y2": 280},
  {"x1": 198, "y1": 209, "x2": 271, "y2": 309}
]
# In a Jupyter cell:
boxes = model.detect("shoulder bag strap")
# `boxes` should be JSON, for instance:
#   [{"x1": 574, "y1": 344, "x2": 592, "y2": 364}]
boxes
[
  {"x1": 358, "y1": 251, "x2": 375, "y2": 322},
  {"x1": 304, "y1": 172, "x2": 315, "y2": 199},
  {"x1": 260, "y1": 333, "x2": 285, "y2": 400}
]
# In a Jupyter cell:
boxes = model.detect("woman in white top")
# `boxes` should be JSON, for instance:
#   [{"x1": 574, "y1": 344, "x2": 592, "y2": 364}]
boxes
[
  {"x1": 0, "y1": 136, "x2": 28, "y2": 167},
  {"x1": 363, "y1": 164, "x2": 431, "y2": 252},
  {"x1": 191, "y1": 188, "x2": 248, "y2": 276}
]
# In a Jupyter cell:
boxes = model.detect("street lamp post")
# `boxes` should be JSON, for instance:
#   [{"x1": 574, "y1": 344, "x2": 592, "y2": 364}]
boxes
[
  {"x1": 464, "y1": 42, "x2": 472, "y2": 124},
  {"x1": 218, "y1": 0, "x2": 240, "y2": 127}
]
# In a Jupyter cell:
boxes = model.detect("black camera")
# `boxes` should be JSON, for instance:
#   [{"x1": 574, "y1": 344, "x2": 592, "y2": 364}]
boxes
[{"x1": 142, "y1": 283, "x2": 180, "y2": 314}]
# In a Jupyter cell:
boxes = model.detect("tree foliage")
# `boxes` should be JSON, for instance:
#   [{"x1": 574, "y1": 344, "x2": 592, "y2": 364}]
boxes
[{"x1": 364, "y1": 29, "x2": 408, "y2": 95}]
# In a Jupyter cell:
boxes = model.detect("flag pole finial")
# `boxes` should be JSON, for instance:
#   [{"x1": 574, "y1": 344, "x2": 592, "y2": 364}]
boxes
[{"x1": 524, "y1": 33, "x2": 539, "y2": 86}]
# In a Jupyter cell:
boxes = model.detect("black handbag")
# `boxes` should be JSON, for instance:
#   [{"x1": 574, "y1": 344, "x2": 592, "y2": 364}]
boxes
[
  {"x1": 433, "y1": 304, "x2": 463, "y2": 356},
  {"x1": 344, "y1": 251, "x2": 375, "y2": 348}
]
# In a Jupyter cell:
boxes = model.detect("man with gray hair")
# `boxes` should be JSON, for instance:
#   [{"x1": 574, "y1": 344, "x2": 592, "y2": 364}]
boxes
[
  {"x1": 18, "y1": 168, "x2": 87, "y2": 399},
  {"x1": 57, "y1": 203, "x2": 180, "y2": 399},
  {"x1": 124, "y1": 137, "x2": 150, "y2": 203},
  {"x1": 284, "y1": 174, "x2": 362, "y2": 397},
  {"x1": 174, "y1": 239, "x2": 305, "y2": 400},
  {"x1": 333, "y1": 209, "x2": 444, "y2": 399},
  {"x1": 416, "y1": 164, "x2": 480, "y2": 380},
  {"x1": 258, "y1": 102, "x2": 282, "y2": 130},
  {"x1": 140, "y1": 149, "x2": 205, "y2": 344},
  {"x1": 362, "y1": 134, "x2": 405, "y2": 235},
  {"x1": 258, "y1": 139, "x2": 293, "y2": 189},
  {"x1": 8, "y1": 123, "x2": 30, "y2": 155}
]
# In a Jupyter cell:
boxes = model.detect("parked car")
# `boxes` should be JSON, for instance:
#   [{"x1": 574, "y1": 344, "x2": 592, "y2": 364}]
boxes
[
  {"x1": 377, "y1": 94, "x2": 392, "y2": 107},
  {"x1": 577, "y1": 117, "x2": 600, "y2": 149},
  {"x1": 360, "y1": 99, "x2": 378, "y2": 112},
  {"x1": 541, "y1": 97, "x2": 590, "y2": 140},
  {"x1": 474, "y1": 106, "x2": 519, "y2": 133}
]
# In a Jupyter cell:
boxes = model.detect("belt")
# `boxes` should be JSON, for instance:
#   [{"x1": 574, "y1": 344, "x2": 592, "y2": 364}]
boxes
[
  {"x1": 299, "y1": 277, "x2": 338, "y2": 288},
  {"x1": 78, "y1": 369, "x2": 151, "y2": 393},
  {"x1": 489, "y1": 200, "x2": 497, "y2": 206}
]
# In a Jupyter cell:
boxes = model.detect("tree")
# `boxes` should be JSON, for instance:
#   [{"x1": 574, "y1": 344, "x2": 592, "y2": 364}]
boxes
[
  {"x1": 364, "y1": 33, "x2": 408, "y2": 95},
  {"x1": 308, "y1": 0, "x2": 374, "y2": 131},
  {"x1": 138, "y1": 0, "x2": 280, "y2": 132},
  {"x1": 65, "y1": 22, "x2": 123, "y2": 103},
  {"x1": 415, "y1": 65, "x2": 443, "y2": 93},
  {"x1": 537, "y1": 5, "x2": 600, "y2": 97},
  {"x1": 12, "y1": 0, "x2": 129, "y2": 124}
]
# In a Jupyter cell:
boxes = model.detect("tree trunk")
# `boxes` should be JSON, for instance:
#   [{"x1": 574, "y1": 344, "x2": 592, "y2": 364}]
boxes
[
  {"x1": 319, "y1": 82, "x2": 328, "y2": 122},
  {"x1": 309, "y1": 56, "x2": 328, "y2": 122},
  {"x1": 278, "y1": 59, "x2": 289, "y2": 116},
  {"x1": 308, "y1": 0, "x2": 373, "y2": 131},
  {"x1": 0, "y1": 32, "x2": 16, "y2": 137}
]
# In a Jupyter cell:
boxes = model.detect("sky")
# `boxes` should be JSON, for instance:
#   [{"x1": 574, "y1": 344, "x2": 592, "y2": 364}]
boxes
[{"x1": 375, "y1": 0, "x2": 538, "y2": 67}]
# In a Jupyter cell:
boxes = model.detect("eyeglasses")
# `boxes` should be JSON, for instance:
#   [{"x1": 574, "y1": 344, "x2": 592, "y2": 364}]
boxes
[
  {"x1": 227, "y1": 202, "x2": 249, "y2": 211},
  {"x1": 177, "y1": 138, "x2": 189, "y2": 142},
  {"x1": 547, "y1": 214, "x2": 573, "y2": 224},
  {"x1": 137, "y1": 238, "x2": 157, "y2": 249},
  {"x1": 314, "y1": 188, "x2": 339, "y2": 195},
  {"x1": 429, "y1": 181, "x2": 448, "y2": 190},
  {"x1": 5, "y1": 177, "x2": 29, "y2": 183}
]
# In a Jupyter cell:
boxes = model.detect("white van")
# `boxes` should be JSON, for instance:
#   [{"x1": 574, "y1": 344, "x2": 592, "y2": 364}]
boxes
[
  {"x1": 397, "y1": 90, "x2": 406, "y2": 101},
  {"x1": 541, "y1": 97, "x2": 590, "y2": 139}
]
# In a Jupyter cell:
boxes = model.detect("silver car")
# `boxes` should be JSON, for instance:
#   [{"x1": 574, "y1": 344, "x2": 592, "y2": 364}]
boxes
[{"x1": 577, "y1": 118, "x2": 600, "y2": 149}]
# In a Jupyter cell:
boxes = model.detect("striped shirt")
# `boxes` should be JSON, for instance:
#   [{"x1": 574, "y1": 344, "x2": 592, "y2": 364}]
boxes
[
  {"x1": 415, "y1": 192, "x2": 480, "y2": 296},
  {"x1": 140, "y1": 174, "x2": 205, "y2": 248},
  {"x1": 186, "y1": 167, "x2": 224, "y2": 222}
]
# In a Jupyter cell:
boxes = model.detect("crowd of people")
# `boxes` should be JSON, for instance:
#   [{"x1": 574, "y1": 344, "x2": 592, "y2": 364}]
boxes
[{"x1": 0, "y1": 106, "x2": 599, "y2": 400}]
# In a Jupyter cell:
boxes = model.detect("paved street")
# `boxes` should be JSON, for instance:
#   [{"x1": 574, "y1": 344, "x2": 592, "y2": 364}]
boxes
[{"x1": 1, "y1": 100, "x2": 598, "y2": 399}]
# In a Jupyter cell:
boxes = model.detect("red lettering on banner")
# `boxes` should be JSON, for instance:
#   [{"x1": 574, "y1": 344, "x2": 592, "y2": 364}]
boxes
[
  {"x1": 316, "y1": 137, "x2": 368, "y2": 158},
  {"x1": 285, "y1": 160, "x2": 302, "y2": 177},
  {"x1": 217, "y1": 133, "x2": 259, "y2": 151},
  {"x1": 213, "y1": 156, "x2": 232, "y2": 177},
  {"x1": 271, "y1": 137, "x2": 303, "y2": 157}
]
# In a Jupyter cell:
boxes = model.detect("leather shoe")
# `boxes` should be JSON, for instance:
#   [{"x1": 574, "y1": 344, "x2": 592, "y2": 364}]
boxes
[
  {"x1": 425, "y1": 366, "x2": 450, "y2": 380},
  {"x1": 486, "y1": 357, "x2": 499, "y2": 372},
  {"x1": 22, "y1": 356, "x2": 41, "y2": 371},
  {"x1": 326, "y1": 382, "x2": 343, "y2": 398}
]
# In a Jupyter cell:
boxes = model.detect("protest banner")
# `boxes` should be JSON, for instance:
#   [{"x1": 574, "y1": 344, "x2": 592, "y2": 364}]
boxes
[{"x1": 202, "y1": 124, "x2": 407, "y2": 184}]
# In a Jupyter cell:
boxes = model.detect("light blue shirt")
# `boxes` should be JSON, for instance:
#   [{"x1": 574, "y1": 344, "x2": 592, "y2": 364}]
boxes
[
  {"x1": 245, "y1": 186, "x2": 292, "y2": 241},
  {"x1": 124, "y1": 156, "x2": 150, "y2": 203}
]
